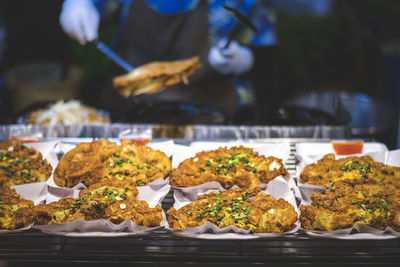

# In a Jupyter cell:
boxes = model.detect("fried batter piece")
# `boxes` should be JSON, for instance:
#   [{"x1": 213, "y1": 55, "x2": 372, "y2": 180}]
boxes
[
  {"x1": 0, "y1": 187, "x2": 36, "y2": 229},
  {"x1": 114, "y1": 56, "x2": 201, "y2": 97},
  {"x1": 54, "y1": 138, "x2": 118, "y2": 187},
  {"x1": 171, "y1": 146, "x2": 287, "y2": 189},
  {"x1": 0, "y1": 141, "x2": 52, "y2": 188},
  {"x1": 300, "y1": 180, "x2": 400, "y2": 231},
  {"x1": 300, "y1": 153, "x2": 400, "y2": 188},
  {"x1": 99, "y1": 139, "x2": 171, "y2": 187},
  {"x1": 54, "y1": 139, "x2": 171, "y2": 188},
  {"x1": 167, "y1": 187, "x2": 297, "y2": 233},
  {"x1": 35, "y1": 180, "x2": 163, "y2": 227}
]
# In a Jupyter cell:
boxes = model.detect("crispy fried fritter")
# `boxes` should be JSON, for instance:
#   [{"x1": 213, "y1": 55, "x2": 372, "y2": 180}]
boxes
[
  {"x1": 54, "y1": 138, "x2": 119, "y2": 187},
  {"x1": 300, "y1": 153, "x2": 400, "y2": 188},
  {"x1": 54, "y1": 139, "x2": 171, "y2": 188},
  {"x1": 105, "y1": 200, "x2": 163, "y2": 226},
  {"x1": 35, "y1": 180, "x2": 162, "y2": 227},
  {"x1": 0, "y1": 141, "x2": 52, "y2": 188},
  {"x1": 98, "y1": 139, "x2": 171, "y2": 186},
  {"x1": 170, "y1": 146, "x2": 287, "y2": 189},
  {"x1": 114, "y1": 56, "x2": 201, "y2": 97},
  {"x1": 0, "y1": 187, "x2": 36, "y2": 229},
  {"x1": 35, "y1": 198, "x2": 77, "y2": 225},
  {"x1": 79, "y1": 180, "x2": 138, "y2": 201},
  {"x1": 300, "y1": 180, "x2": 400, "y2": 231},
  {"x1": 167, "y1": 188, "x2": 297, "y2": 233}
]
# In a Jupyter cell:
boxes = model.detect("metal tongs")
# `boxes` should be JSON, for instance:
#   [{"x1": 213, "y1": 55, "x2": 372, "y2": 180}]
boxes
[{"x1": 222, "y1": 5, "x2": 258, "y2": 49}]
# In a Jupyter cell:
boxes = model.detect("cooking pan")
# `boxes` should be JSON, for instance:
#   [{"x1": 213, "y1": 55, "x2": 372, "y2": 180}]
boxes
[
  {"x1": 126, "y1": 101, "x2": 227, "y2": 125},
  {"x1": 233, "y1": 105, "x2": 350, "y2": 126}
]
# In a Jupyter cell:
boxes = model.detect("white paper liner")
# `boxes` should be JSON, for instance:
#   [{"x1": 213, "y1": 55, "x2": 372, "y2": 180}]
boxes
[
  {"x1": 0, "y1": 223, "x2": 34, "y2": 234},
  {"x1": 295, "y1": 148, "x2": 400, "y2": 239},
  {"x1": 34, "y1": 215, "x2": 167, "y2": 237},
  {"x1": 34, "y1": 178, "x2": 170, "y2": 236},
  {"x1": 167, "y1": 175, "x2": 300, "y2": 239},
  {"x1": 11, "y1": 182, "x2": 48, "y2": 206}
]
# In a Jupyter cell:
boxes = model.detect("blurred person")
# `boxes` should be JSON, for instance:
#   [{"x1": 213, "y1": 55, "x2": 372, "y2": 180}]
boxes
[
  {"x1": 209, "y1": 0, "x2": 334, "y2": 107},
  {"x1": 59, "y1": 0, "x2": 264, "y2": 121},
  {"x1": 245, "y1": 0, "x2": 334, "y2": 106}
]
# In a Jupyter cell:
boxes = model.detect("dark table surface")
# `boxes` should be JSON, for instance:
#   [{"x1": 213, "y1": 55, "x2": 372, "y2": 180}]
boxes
[{"x1": 1, "y1": 228, "x2": 400, "y2": 266}]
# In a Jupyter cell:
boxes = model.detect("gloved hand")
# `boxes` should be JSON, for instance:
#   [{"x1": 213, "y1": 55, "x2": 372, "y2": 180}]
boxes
[
  {"x1": 59, "y1": 0, "x2": 100, "y2": 45},
  {"x1": 208, "y1": 39, "x2": 254, "y2": 75}
]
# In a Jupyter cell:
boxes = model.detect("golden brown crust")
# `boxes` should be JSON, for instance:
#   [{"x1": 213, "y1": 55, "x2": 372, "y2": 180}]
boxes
[
  {"x1": 54, "y1": 139, "x2": 171, "y2": 188},
  {"x1": 299, "y1": 154, "x2": 400, "y2": 232},
  {"x1": 0, "y1": 141, "x2": 52, "y2": 188},
  {"x1": 300, "y1": 180, "x2": 400, "y2": 231},
  {"x1": 79, "y1": 180, "x2": 139, "y2": 201},
  {"x1": 34, "y1": 181, "x2": 162, "y2": 227},
  {"x1": 167, "y1": 187, "x2": 297, "y2": 233},
  {"x1": 113, "y1": 56, "x2": 201, "y2": 97},
  {"x1": 99, "y1": 139, "x2": 171, "y2": 186},
  {"x1": 106, "y1": 200, "x2": 163, "y2": 226},
  {"x1": 35, "y1": 198, "x2": 76, "y2": 225},
  {"x1": 0, "y1": 187, "x2": 36, "y2": 229},
  {"x1": 170, "y1": 146, "x2": 287, "y2": 189},
  {"x1": 299, "y1": 153, "x2": 400, "y2": 188},
  {"x1": 53, "y1": 138, "x2": 119, "y2": 187}
]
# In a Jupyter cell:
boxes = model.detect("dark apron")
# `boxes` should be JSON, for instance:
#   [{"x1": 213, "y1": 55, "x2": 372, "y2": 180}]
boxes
[{"x1": 98, "y1": 0, "x2": 237, "y2": 121}]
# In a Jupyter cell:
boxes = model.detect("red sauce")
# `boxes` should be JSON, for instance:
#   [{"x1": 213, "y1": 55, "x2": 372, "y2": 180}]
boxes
[
  {"x1": 10, "y1": 136, "x2": 42, "y2": 143},
  {"x1": 332, "y1": 141, "x2": 364, "y2": 155},
  {"x1": 120, "y1": 137, "x2": 150, "y2": 146}
]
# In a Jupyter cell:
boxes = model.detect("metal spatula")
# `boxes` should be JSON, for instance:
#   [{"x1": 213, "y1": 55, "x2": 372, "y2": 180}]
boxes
[{"x1": 93, "y1": 40, "x2": 134, "y2": 72}]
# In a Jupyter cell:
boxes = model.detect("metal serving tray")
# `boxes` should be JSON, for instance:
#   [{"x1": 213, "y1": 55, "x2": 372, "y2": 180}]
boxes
[{"x1": 0, "y1": 123, "x2": 350, "y2": 140}]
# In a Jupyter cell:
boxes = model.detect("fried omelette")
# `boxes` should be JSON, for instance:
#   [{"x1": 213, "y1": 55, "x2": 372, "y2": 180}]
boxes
[
  {"x1": 0, "y1": 187, "x2": 36, "y2": 229},
  {"x1": 99, "y1": 139, "x2": 171, "y2": 187},
  {"x1": 300, "y1": 153, "x2": 400, "y2": 188},
  {"x1": 0, "y1": 141, "x2": 52, "y2": 188},
  {"x1": 170, "y1": 146, "x2": 287, "y2": 189},
  {"x1": 300, "y1": 179, "x2": 400, "y2": 232},
  {"x1": 54, "y1": 138, "x2": 171, "y2": 188},
  {"x1": 167, "y1": 187, "x2": 297, "y2": 233},
  {"x1": 114, "y1": 56, "x2": 201, "y2": 97},
  {"x1": 35, "y1": 180, "x2": 163, "y2": 227},
  {"x1": 54, "y1": 138, "x2": 118, "y2": 187}
]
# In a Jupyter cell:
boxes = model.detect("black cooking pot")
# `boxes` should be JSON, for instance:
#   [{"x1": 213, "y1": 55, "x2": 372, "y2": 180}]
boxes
[{"x1": 126, "y1": 101, "x2": 227, "y2": 125}]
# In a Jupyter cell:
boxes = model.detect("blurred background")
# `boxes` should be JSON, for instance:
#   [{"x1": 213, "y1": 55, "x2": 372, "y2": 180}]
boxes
[{"x1": 0, "y1": 0, "x2": 399, "y2": 148}]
